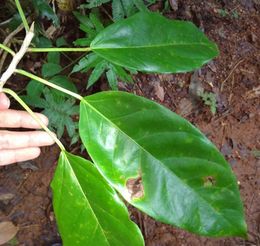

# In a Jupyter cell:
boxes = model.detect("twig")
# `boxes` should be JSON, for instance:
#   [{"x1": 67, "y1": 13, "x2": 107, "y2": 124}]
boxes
[
  {"x1": 0, "y1": 21, "x2": 28, "y2": 74},
  {"x1": 246, "y1": 85, "x2": 260, "y2": 99},
  {"x1": 61, "y1": 52, "x2": 86, "y2": 73},
  {"x1": 0, "y1": 21, "x2": 25, "y2": 57},
  {"x1": 101, "y1": 6, "x2": 114, "y2": 22},
  {"x1": 220, "y1": 59, "x2": 244, "y2": 91},
  {"x1": 0, "y1": 23, "x2": 35, "y2": 91},
  {"x1": 0, "y1": 17, "x2": 13, "y2": 27}
]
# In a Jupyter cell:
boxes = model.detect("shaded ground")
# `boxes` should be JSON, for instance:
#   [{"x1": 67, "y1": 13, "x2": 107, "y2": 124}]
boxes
[{"x1": 0, "y1": 0, "x2": 259, "y2": 245}]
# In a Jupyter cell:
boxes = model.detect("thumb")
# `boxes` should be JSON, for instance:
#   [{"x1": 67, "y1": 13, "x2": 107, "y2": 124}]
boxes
[{"x1": 0, "y1": 93, "x2": 10, "y2": 110}]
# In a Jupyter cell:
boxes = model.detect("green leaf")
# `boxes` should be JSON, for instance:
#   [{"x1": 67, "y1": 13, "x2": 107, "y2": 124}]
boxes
[
  {"x1": 8, "y1": 13, "x2": 22, "y2": 31},
  {"x1": 26, "y1": 79, "x2": 44, "y2": 98},
  {"x1": 199, "y1": 92, "x2": 217, "y2": 115},
  {"x1": 132, "y1": 0, "x2": 148, "y2": 11},
  {"x1": 82, "y1": 0, "x2": 110, "y2": 9},
  {"x1": 22, "y1": 80, "x2": 45, "y2": 108},
  {"x1": 56, "y1": 37, "x2": 68, "y2": 47},
  {"x1": 113, "y1": 64, "x2": 133, "y2": 83},
  {"x1": 42, "y1": 63, "x2": 62, "y2": 78},
  {"x1": 35, "y1": 36, "x2": 52, "y2": 48},
  {"x1": 111, "y1": 0, "x2": 147, "y2": 20},
  {"x1": 87, "y1": 60, "x2": 108, "y2": 88},
  {"x1": 89, "y1": 12, "x2": 104, "y2": 32},
  {"x1": 80, "y1": 24, "x2": 97, "y2": 37},
  {"x1": 112, "y1": 0, "x2": 125, "y2": 21},
  {"x1": 50, "y1": 75, "x2": 78, "y2": 95},
  {"x1": 72, "y1": 53, "x2": 103, "y2": 73},
  {"x1": 121, "y1": 0, "x2": 136, "y2": 16},
  {"x1": 73, "y1": 11, "x2": 93, "y2": 28},
  {"x1": 32, "y1": 0, "x2": 59, "y2": 26},
  {"x1": 91, "y1": 12, "x2": 219, "y2": 73},
  {"x1": 31, "y1": 88, "x2": 79, "y2": 139},
  {"x1": 74, "y1": 37, "x2": 92, "y2": 46},
  {"x1": 106, "y1": 67, "x2": 118, "y2": 90},
  {"x1": 79, "y1": 91, "x2": 246, "y2": 237},
  {"x1": 74, "y1": 10, "x2": 104, "y2": 47},
  {"x1": 47, "y1": 52, "x2": 60, "y2": 64},
  {"x1": 43, "y1": 88, "x2": 78, "y2": 138},
  {"x1": 51, "y1": 152, "x2": 144, "y2": 246}
]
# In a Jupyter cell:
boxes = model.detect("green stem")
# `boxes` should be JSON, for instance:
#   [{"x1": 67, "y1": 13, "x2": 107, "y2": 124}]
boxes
[
  {"x1": 28, "y1": 47, "x2": 92, "y2": 53},
  {"x1": 14, "y1": 0, "x2": 29, "y2": 32},
  {"x1": 15, "y1": 69, "x2": 83, "y2": 100},
  {"x1": 0, "y1": 44, "x2": 15, "y2": 56},
  {"x1": 2, "y1": 88, "x2": 65, "y2": 151}
]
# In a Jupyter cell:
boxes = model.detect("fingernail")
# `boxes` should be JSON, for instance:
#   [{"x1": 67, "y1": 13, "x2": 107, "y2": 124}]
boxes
[
  {"x1": 0, "y1": 93, "x2": 10, "y2": 109},
  {"x1": 42, "y1": 132, "x2": 56, "y2": 145},
  {"x1": 37, "y1": 114, "x2": 49, "y2": 126}
]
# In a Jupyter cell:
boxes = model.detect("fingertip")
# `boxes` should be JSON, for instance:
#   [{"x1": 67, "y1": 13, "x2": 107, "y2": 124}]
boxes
[
  {"x1": 36, "y1": 113, "x2": 49, "y2": 126},
  {"x1": 0, "y1": 147, "x2": 42, "y2": 166},
  {"x1": 32, "y1": 147, "x2": 41, "y2": 158},
  {"x1": 40, "y1": 131, "x2": 56, "y2": 145},
  {"x1": 0, "y1": 93, "x2": 10, "y2": 110}
]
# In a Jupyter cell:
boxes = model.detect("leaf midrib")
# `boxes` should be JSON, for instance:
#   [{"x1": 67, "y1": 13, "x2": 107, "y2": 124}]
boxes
[
  {"x1": 81, "y1": 98, "x2": 235, "y2": 229},
  {"x1": 63, "y1": 152, "x2": 111, "y2": 246},
  {"x1": 91, "y1": 42, "x2": 215, "y2": 50}
]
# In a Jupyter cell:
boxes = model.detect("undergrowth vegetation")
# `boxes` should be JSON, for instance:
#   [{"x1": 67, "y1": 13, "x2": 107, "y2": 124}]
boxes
[{"x1": 0, "y1": 1, "x2": 247, "y2": 245}]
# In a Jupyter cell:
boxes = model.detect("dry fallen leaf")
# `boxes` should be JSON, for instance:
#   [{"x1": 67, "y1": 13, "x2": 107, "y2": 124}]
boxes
[
  {"x1": 189, "y1": 71, "x2": 204, "y2": 98},
  {"x1": 177, "y1": 98, "x2": 195, "y2": 117},
  {"x1": 169, "y1": 0, "x2": 178, "y2": 11},
  {"x1": 0, "y1": 193, "x2": 14, "y2": 202},
  {"x1": 154, "y1": 83, "x2": 165, "y2": 101},
  {"x1": 0, "y1": 221, "x2": 18, "y2": 245}
]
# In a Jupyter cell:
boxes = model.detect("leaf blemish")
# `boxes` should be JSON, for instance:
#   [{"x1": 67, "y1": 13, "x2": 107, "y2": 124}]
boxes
[
  {"x1": 203, "y1": 176, "x2": 216, "y2": 187},
  {"x1": 126, "y1": 175, "x2": 144, "y2": 200}
]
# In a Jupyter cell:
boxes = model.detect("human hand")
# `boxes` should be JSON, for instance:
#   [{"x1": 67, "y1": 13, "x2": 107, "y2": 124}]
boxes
[{"x1": 0, "y1": 93, "x2": 55, "y2": 166}]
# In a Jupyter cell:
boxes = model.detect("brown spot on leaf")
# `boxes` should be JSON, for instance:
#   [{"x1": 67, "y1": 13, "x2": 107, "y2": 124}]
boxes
[
  {"x1": 203, "y1": 176, "x2": 216, "y2": 187},
  {"x1": 126, "y1": 175, "x2": 144, "y2": 200}
]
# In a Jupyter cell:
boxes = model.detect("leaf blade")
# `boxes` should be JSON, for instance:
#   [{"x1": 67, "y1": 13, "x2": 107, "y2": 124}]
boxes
[
  {"x1": 51, "y1": 151, "x2": 144, "y2": 246},
  {"x1": 91, "y1": 12, "x2": 219, "y2": 73},
  {"x1": 79, "y1": 91, "x2": 246, "y2": 237},
  {"x1": 87, "y1": 60, "x2": 107, "y2": 88},
  {"x1": 42, "y1": 63, "x2": 62, "y2": 78}
]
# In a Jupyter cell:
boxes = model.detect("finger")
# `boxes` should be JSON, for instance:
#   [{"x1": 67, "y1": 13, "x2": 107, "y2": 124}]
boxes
[
  {"x1": 0, "y1": 147, "x2": 40, "y2": 166},
  {"x1": 0, "y1": 93, "x2": 10, "y2": 110},
  {"x1": 0, "y1": 110, "x2": 48, "y2": 128},
  {"x1": 0, "y1": 130, "x2": 55, "y2": 150}
]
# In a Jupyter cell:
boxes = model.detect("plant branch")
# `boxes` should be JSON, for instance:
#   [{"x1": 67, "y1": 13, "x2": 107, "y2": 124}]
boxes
[
  {"x1": 220, "y1": 59, "x2": 244, "y2": 92},
  {"x1": 0, "y1": 18, "x2": 30, "y2": 57},
  {"x1": 15, "y1": 69, "x2": 83, "y2": 101},
  {"x1": 0, "y1": 44, "x2": 15, "y2": 56},
  {"x1": 2, "y1": 88, "x2": 65, "y2": 151},
  {"x1": 14, "y1": 0, "x2": 29, "y2": 32},
  {"x1": 28, "y1": 47, "x2": 92, "y2": 52},
  {"x1": 0, "y1": 21, "x2": 28, "y2": 74},
  {"x1": 0, "y1": 17, "x2": 13, "y2": 27},
  {"x1": 0, "y1": 23, "x2": 34, "y2": 91}
]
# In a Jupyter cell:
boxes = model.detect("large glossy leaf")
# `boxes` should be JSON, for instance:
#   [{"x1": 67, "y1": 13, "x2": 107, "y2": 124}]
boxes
[
  {"x1": 79, "y1": 91, "x2": 247, "y2": 237},
  {"x1": 51, "y1": 151, "x2": 144, "y2": 246},
  {"x1": 90, "y1": 12, "x2": 219, "y2": 73}
]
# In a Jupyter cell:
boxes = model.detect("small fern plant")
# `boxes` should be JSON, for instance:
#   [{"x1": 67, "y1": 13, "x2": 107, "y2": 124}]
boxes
[
  {"x1": 72, "y1": 9, "x2": 135, "y2": 89},
  {"x1": 80, "y1": 0, "x2": 156, "y2": 20}
]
